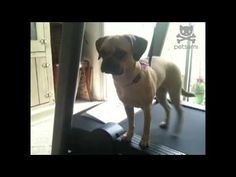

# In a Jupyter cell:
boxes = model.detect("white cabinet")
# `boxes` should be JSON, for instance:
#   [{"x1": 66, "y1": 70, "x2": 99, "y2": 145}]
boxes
[
  {"x1": 31, "y1": 22, "x2": 54, "y2": 107},
  {"x1": 31, "y1": 23, "x2": 46, "y2": 52}
]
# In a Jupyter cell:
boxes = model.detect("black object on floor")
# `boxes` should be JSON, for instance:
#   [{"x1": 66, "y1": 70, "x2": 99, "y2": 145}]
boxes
[{"x1": 119, "y1": 104, "x2": 205, "y2": 155}]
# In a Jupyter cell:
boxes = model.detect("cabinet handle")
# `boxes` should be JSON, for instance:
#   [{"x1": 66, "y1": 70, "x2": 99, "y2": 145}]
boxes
[
  {"x1": 42, "y1": 63, "x2": 50, "y2": 68},
  {"x1": 40, "y1": 39, "x2": 47, "y2": 44},
  {"x1": 45, "y1": 92, "x2": 53, "y2": 98}
]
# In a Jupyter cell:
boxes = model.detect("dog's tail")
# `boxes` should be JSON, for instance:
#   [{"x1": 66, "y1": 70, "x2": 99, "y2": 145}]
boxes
[{"x1": 181, "y1": 88, "x2": 195, "y2": 97}]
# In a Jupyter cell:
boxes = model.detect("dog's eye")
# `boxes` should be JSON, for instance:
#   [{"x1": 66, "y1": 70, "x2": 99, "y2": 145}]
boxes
[{"x1": 114, "y1": 50, "x2": 126, "y2": 59}]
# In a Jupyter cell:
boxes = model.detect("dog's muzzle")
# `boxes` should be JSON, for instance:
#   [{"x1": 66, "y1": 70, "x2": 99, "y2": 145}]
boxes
[{"x1": 101, "y1": 61, "x2": 123, "y2": 75}]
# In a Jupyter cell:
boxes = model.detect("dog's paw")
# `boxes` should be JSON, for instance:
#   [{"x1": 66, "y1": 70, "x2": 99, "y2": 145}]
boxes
[
  {"x1": 173, "y1": 119, "x2": 183, "y2": 134},
  {"x1": 139, "y1": 138, "x2": 149, "y2": 149},
  {"x1": 159, "y1": 121, "x2": 168, "y2": 129},
  {"x1": 170, "y1": 132, "x2": 179, "y2": 138},
  {"x1": 121, "y1": 133, "x2": 133, "y2": 143},
  {"x1": 173, "y1": 124, "x2": 182, "y2": 135}
]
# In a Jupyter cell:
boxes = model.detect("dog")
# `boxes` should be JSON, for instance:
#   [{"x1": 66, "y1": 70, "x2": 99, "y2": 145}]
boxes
[{"x1": 95, "y1": 34, "x2": 195, "y2": 148}]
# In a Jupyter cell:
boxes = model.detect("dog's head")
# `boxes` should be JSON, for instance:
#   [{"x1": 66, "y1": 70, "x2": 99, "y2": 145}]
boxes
[{"x1": 95, "y1": 35, "x2": 147, "y2": 75}]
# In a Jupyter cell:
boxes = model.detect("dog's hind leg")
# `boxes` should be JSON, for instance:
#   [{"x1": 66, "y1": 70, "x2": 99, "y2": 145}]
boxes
[
  {"x1": 156, "y1": 87, "x2": 171, "y2": 129},
  {"x1": 169, "y1": 88, "x2": 183, "y2": 134}
]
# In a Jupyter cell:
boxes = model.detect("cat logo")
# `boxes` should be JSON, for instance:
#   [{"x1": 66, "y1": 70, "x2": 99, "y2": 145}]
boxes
[{"x1": 176, "y1": 25, "x2": 196, "y2": 43}]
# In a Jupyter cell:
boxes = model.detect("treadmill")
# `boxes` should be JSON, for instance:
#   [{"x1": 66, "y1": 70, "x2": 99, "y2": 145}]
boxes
[{"x1": 51, "y1": 22, "x2": 205, "y2": 155}]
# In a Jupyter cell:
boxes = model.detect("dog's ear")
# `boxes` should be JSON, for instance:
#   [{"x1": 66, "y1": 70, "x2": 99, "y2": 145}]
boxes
[
  {"x1": 124, "y1": 35, "x2": 148, "y2": 61},
  {"x1": 95, "y1": 36, "x2": 108, "y2": 60}
]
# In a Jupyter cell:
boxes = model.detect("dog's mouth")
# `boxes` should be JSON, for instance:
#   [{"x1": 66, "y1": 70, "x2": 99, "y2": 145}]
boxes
[
  {"x1": 102, "y1": 68, "x2": 123, "y2": 75},
  {"x1": 101, "y1": 63, "x2": 123, "y2": 75}
]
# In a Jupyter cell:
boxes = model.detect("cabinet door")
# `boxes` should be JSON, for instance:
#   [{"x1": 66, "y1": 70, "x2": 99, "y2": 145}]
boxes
[
  {"x1": 31, "y1": 58, "x2": 40, "y2": 106},
  {"x1": 31, "y1": 22, "x2": 54, "y2": 107},
  {"x1": 36, "y1": 57, "x2": 50, "y2": 104},
  {"x1": 31, "y1": 22, "x2": 46, "y2": 52}
]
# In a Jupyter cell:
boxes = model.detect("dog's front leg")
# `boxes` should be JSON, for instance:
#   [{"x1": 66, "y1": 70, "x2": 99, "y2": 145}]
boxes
[
  {"x1": 140, "y1": 104, "x2": 152, "y2": 148},
  {"x1": 121, "y1": 106, "x2": 134, "y2": 142}
]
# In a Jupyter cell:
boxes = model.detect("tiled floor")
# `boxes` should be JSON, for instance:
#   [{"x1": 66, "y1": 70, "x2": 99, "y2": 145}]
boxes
[
  {"x1": 31, "y1": 117, "x2": 54, "y2": 154},
  {"x1": 30, "y1": 101, "x2": 103, "y2": 155}
]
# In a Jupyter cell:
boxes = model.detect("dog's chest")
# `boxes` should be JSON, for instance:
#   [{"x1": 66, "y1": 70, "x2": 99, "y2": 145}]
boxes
[{"x1": 114, "y1": 70, "x2": 157, "y2": 107}]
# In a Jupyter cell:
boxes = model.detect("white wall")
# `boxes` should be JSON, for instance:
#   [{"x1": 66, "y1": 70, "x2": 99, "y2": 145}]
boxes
[{"x1": 83, "y1": 22, "x2": 105, "y2": 100}]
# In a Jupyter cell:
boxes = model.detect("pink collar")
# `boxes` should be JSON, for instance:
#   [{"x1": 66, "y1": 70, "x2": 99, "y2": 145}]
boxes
[{"x1": 131, "y1": 61, "x2": 149, "y2": 85}]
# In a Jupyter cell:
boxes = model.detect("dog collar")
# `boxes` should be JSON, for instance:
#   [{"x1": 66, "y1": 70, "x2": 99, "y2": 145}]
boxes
[
  {"x1": 131, "y1": 73, "x2": 141, "y2": 84},
  {"x1": 140, "y1": 61, "x2": 149, "y2": 70},
  {"x1": 131, "y1": 61, "x2": 149, "y2": 85}
]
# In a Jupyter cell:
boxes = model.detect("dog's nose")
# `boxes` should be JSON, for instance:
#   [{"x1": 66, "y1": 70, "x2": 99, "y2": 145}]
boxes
[
  {"x1": 101, "y1": 66, "x2": 106, "y2": 73},
  {"x1": 101, "y1": 62, "x2": 110, "y2": 73}
]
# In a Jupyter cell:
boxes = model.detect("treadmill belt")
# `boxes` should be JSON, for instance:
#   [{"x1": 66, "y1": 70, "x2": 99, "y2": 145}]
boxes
[{"x1": 119, "y1": 104, "x2": 205, "y2": 155}]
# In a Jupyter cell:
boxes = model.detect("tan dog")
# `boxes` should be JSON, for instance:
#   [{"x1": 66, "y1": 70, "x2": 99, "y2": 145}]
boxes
[{"x1": 95, "y1": 34, "x2": 194, "y2": 148}]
